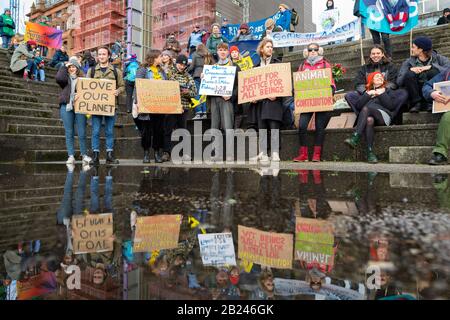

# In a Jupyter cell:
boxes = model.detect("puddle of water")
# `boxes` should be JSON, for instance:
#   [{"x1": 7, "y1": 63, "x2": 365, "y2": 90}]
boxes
[{"x1": 0, "y1": 164, "x2": 449, "y2": 300}]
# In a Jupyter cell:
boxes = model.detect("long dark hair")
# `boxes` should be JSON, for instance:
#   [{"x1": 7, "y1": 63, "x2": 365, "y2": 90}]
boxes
[
  {"x1": 368, "y1": 45, "x2": 390, "y2": 64},
  {"x1": 143, "y1": 49, "x2": 162, "y2": 68}
]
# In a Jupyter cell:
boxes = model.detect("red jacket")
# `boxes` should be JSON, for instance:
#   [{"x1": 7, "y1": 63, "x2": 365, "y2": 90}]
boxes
[{"x1": 298, "y1": 58, "x2": 336, "y2": 91}]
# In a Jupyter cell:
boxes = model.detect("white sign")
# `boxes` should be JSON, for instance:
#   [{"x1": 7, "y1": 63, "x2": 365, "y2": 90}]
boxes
[
  {"x1": 320, "y1": 9, "x2": 340, "y2": 32},
  {"x1": 272, "y1": 19, "x2": 361, "y2": 48},
  {"x1": 198, "y1": 233, "x2": 237, "y2": 267},
  {"x1": 199, "y1": 65, "x2": 237, "y2": 97}
]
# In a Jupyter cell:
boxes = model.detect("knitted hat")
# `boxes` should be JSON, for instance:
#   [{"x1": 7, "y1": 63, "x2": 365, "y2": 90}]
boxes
[
  {"x1": 240, "y1": 23, "x2": 249, "y2": 30},
  {"x1": 66, "y1": 56, "x2": 81, "y2": 70},
  {"x1": 413, "y1": 36, "x2": 433, "y2": 52},
  {"x1": 230, "y1": 46, "x2": 240, "y2": 54},
  {"x1": 161, "y1": 50, "x2": 172, "y2": 57},
  {"x1": 265, "y1": 18, "x2": 275, "y2": 29},
  {"x1": 4, "y1": 8, "x2": 11, "y2": 13},
  {"x1": 176, "y1": 54, "x2": 188, "y2": 66},
  {"x1": 443, "y1": 8, "x2": 450, "y2": 14}
]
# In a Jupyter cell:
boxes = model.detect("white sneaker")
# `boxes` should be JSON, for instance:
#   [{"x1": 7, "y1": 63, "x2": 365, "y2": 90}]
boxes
[
  {"x1": 260, "y1": 154, "x2": 270, "y2": 164},
  {"x1": 66, "y1": 156, "x2": 76, "y2": 165},
  {"x1": 66, "y1": 163, "x2": 75, "y2": 173},
  {"x1": 192, "y1": 114, "x2": 202, "y2": 121},
  {"x1": 82, "y1": 155, "x2": 92, "y2": 165},
  {"x1": 271, "y1": 152, "x2": 280, "y2": 162}
]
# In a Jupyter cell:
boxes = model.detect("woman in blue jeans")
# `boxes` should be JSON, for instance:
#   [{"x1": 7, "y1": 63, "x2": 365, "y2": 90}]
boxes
[{"x1": 55, "y1": 57, "x2": 92, "y2": 165}]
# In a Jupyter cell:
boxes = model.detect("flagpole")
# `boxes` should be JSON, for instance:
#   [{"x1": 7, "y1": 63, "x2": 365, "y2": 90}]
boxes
[
  {"x1": 359, "y1": 18, "x2": 365, "y2": 66},
  {"x1": 410, "y1": 28, "x2": 413, "y2": 52}
]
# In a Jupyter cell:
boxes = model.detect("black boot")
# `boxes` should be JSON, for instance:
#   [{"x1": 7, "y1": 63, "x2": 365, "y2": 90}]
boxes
[
  {"x1": 143, "y1": 149, "x2": 151, "y2": 164},
  {"x1": 154, "y1": 149, "x2": 163, "y2": 164},
  {"x1": 90, "y1": 151, "x2": 100, "y2": 166},
  {"x1": 106, "y1": 151, "x2": 120, "y2": 165},
  {"x1": 162, "y1": 151, "x2": 171, "y2": 162}
]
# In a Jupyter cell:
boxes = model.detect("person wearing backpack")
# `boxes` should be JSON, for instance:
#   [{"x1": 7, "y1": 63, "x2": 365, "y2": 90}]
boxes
[
  {"x1": 87, "y1": 46, "x2": 125, "y2": 166},
  {"x1": 124, "y1": 54, "x2": 140, "y2": 114}
]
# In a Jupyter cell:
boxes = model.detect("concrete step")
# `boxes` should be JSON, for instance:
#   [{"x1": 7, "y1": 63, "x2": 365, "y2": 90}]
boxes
[
  {"x1": 0, "y1": 92, "x2": 39, "y2": 103},
  {"x1": 0, "y1": 115, "x2": 62, "y2": 131},
  {"x1": 402, "y1": 112, "x2": 443, "y2": 125},
  {"x1": 0, "y1": 105, "x2": 54, "y2": 118},
  {"x1": 389, "y1": 146, "x2": 439, "y2": 164},
  {"x1": 6, "y1": 123, "x2": 138, "y2": 137}
]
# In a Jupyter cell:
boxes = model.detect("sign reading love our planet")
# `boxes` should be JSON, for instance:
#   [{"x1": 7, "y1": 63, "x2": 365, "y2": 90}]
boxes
[
  {"x1": 133, "y1": 215, "x2": 182, "y2": 252},
  {"x1": 294, "y1": 68, "x2": 334, "y2": 114},
  {"x1": 135, "y1": 79, "x2": 183, "y2": 114},
  {"x1": 198, "y1": 233, "x2": 237, "y2": 267},
  {"x1": 432, "y1": 81, "x2": 450, "y2": 114},
  {"x1": 75, "y1": 78, "x2": 116, "y2": 116},
  {"x1": 72, "y1": 213, "x2": 114, "y2": 255},
  {"x1": 238, "y1": 63, "x2": 293, "y2": 104},
  {"x1": 238, "y1": 225, "x2": 293, "y2": 269},
  {"x1": 199, "y1": 65, "x2": 237, "y2": 97}
]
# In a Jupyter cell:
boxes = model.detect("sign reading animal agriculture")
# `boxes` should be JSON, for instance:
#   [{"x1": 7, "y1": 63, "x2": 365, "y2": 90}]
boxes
[
  {"x1": 294, "y1": 68, "x2": 334, "y2": 114},
  {"x1": 199, "y1": 65, "x2": 237, "y2": 97},
  {"x1": 133, "y1": 215, "x2": 182, "y2": 252},
  {"x1": 135, "y1": 79, "x2": 183, "y2": 114},
  {"x1": 238, "y1": 225, "x2": 293, "y2": 269},
  {"x1": 198, "y1": 233, "x2": 237, "y2": 267},
  {"x1": 75, "y1": 78, "x2": 116, "y2": 116},
  {"x1": 238, "y1": 63, "x2": 292, "y2": 104},
  {"x1": 24, "y1": 22, "x2": 63, "y2": 49},
  {"x1": 432, "y1": 81, "x2": 450, "y2": 114},
  {"x1": 72, "y1": 213, "x2": 114, "y2": 254}
]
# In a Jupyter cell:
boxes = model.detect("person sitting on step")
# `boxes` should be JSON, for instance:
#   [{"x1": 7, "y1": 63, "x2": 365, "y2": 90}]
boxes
[{"x1": 10, "y1": 39, "x2": 37, "y2": 80}]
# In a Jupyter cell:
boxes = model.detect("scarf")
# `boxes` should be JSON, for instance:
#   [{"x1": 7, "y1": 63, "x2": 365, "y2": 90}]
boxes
[
  {"x1": 66, "y1": 74, "x2": 78, "y2": 112},
  {"x1": 307, "y1": 56, "x2": 324, "y2": 66},
  {"x1": 150, "y1": 66, "x2": 162, "y2": 80}
]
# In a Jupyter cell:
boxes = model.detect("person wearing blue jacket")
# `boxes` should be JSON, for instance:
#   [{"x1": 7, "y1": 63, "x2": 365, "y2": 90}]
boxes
[
  {"x1": 0, "y1": 8, "x2": 16, "y2": 49},
  {"x1": 124, "y1": 54, "x2": 140, "y2": 113},
  {"x1": 423, "y1": 68, "x2": 450, "y2": 165},
  {"x1": 50, "y1": 46, "x2": 69, "y2": 69},
  {"x1": 276, "y1": 4, "x2": 293, "y2": 32}
]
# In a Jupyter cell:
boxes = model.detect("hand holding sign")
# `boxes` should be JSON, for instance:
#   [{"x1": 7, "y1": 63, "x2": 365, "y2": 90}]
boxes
[{"x1": 431, "y1": 91, "x2": 448, "y2": 104}]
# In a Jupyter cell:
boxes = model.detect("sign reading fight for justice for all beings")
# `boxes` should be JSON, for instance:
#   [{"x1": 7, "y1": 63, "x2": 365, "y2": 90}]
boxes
[
  {"x1": 198, "y1": 233, "x2": 237, "y2": 267},
  {"x1": 199, "y1": 65, "x2": 237, "y2": 97},
  {"x1": 238, "y1": 63, "x2": 293, "y2": 104},
  {"x1": 133, "y1": 215, "x2": 182, "y2": 252},
  {"x1": 433, "y1": 81, "x2": 450, "y2": 114},
  {"x1": 135, "y1": 79, "x2": 183, "y2": 114},
  {"x1": 238, "y1": 225, "x2": 293, "y2": 269},
  {"x1": 75, "y1": 78, "x2": 116, "y2": 116},
  {"x1": 294, "y1": 68, "x2": 334, "y2": 114},
  {"x1": 72, "y1": 213, "x2": 114, "y2": 255}
]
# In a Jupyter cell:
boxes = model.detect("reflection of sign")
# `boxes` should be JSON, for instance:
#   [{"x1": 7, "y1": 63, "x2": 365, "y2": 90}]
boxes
[
  {"x1": 72, "y1": 213, "x2": 114, "y2": 254},
  {"x1": 295, "y1": 218, "x2": 335, "y2": 270},
  {"x1": 135, "y1": 79, "x2": 182, "y2": 114},
  {"x1": 433, "y1": 81, "x2": 450, "y2": 114},
  {"x1": 24, "y1": 22, "x2": 63, "y2": 49},
  {"x1": 75, "y1": 78, "x2": 116, "y2": 116},
  {"x1": 294, "y1": 69, "x2": 334, "y2": 114},
  {"x1": 272, "y1": 20, "x2": 360, "y2": 48},
  {"x1": 320, "y1": 9, "x2": 340, "y2": 31},
  {"x1": 133, "y1": 215, "x2": 182, "y2": 252},
  {"x1": 199, "y1": 65, "x2": 237, "y2": 97},
  {"x1": 198, "y1": 233, "x2": 236, "y2": 267},
  {"x1": 238, "y1": 63, "x2": 292, "y2": 104},
  {"x1": 238, "y1": 225, "x2": 293, "y2": 269}
]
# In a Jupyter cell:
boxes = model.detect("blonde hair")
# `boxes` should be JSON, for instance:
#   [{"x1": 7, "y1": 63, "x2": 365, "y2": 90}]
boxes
[{"x1": 257, "y1": 38, "x2": 274, "y2": 58}]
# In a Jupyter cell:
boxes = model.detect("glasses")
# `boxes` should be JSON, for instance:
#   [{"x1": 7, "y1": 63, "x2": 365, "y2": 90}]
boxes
[{"x1": 308, "y1": 48, "x2": 320, "y2": 52}]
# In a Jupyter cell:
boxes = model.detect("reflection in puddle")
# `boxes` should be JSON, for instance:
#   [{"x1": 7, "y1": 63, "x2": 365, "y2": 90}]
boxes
[{"x1": 1, "y1": 165, "x2": 449, "y2": 300}]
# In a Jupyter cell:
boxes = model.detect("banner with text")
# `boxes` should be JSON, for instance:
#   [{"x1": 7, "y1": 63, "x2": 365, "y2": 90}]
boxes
[
  {"x1": 294, "y1": 68, "x2": 334, "y2": 114},
  {"x1": 198, "y1": 233, "x2": 237, "y2": 267},
  {"x1": 133, "y1": 215, "x2": 182, "y2": 252},
  {"x1": 75, "y1": 78, "x2": 116, "y2": 116},
  {"x1": 199, "y1": 65, "x2": 237, "y2": 97},
  {"x1": 433, "y1": 81, "x2": 450, "y2": 114},
  {"x1": 238, "y1": 63, "x2": 292, "y2": 104},
  {"x1": 24, "y1": 22, "x2": 63, "y2": 49},
  {"x1": 72, "y1": 213, "x2": 114, "y2": 255},
  {"x1": 136, "y1": 79, "x2": 183, "y2": 114},
  {"x1": 238, "y1": 225, "x2": 293, "y2": 269},
  {"x1": 272, "y1": 19, "x2": 360, "y2": 48}
]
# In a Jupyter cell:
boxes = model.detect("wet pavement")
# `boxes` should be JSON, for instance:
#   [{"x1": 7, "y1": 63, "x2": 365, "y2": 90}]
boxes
[{"x1": 0, "y1": 164, "x2": 449, "y2": 300}]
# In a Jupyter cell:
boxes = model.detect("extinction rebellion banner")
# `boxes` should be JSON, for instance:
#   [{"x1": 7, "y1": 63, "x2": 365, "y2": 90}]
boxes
[
  {"x1": 24, "y1": 22, "x2": 63, "y2": 49},
  {"x1": 272, "y1": 19, "x2": 361, "y2": 48}
]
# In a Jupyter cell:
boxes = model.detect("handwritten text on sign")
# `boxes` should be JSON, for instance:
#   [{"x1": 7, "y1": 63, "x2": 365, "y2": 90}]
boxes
[
  {"x1": 72, "y1": 213, "x2": 114, "y2": 254},
  {"x1": 136, "y1": 79, "x2": 183, "y2": 114},
  {"x1": 238, "y1": 225, "x2": 293, "y2": 269},
  {"x1": 238, "y1": 63, "x2": 292, "y2": 104},
  {"x1": 199, "y1": 65, "x2": 237, "y2": 97},
  {"x1": 433, "y1": 81, "x2": 450, "y2": 114},
  {"x1": 198, "y1": 233, "x2": 237, "y2": 267},
  {"x1": 75, "y1": 78, "x2": 116, "y2": 116},
  {"x1": 133, "y1": 215, "x2": 182, "y2": 252},
  {"x1": 294, "y1": 68, "x2": 333, "y2": 114}
]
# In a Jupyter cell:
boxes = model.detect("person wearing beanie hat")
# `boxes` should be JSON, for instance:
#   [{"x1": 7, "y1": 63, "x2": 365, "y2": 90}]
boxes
[
  {"x1": 0, "y1": 8, "x2": 16, "y2": 49},
  {"x1": 161, "y1": 50, "x2": 176, "y2": 78},
  {"x1": 398, "y1": 36, "x2": 450, "y2": 112},
  {"x1": 437, "y1": 8, "x2": 450, "y2": 25},
  {"x1": 344, "y1": 72, "x2": 399, "y2": 164},
  {"x1": 55, "y1": 53, "x2": 92, "y2": 166},
  {"x1": 10, "y1": 38, "x2": 37, "y2": 79},
  {"x1": 231, "y1": 23, "x2": 256, "y2": 42}
]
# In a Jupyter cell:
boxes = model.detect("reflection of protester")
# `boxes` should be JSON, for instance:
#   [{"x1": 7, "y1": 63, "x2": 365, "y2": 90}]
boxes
[
  {"x1": 293, "y1": 43, "x2": 335, "y2": 163},
  {"x1": 90, "y1": 168, "x2": 114, "y2": 214},
  {"x1": 56, "y1": 168, "x2": 88, "y2": 226},
  {"x1": 250, "y1": 270, "x2": 275, "y2": 300},
  {"x1": 209, "y1": 171, "x2": 235, "y2": 232}
]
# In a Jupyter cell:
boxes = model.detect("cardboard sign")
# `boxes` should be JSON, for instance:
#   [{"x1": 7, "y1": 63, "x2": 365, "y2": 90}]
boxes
[
  {"x1": 238, "y1": 63, "x2": 293, "y2": 104},
  {"x1": 133, "y1": 215, "x2": 182, "y2": 252},
  {"x1": 135, "y1": 79, "x2": 183, "y2": 114},
  {"x1": 72, "y1": 213, "x2": 114, "y2": 254},
  {"x1": 199, "y1": 65, "x2": 237, "y2": 97},
  {"x1": 294, "y1": 68, "x2": 334, "y2": 114},
  {"x1": 238, "y1": 225, "x2": 293, "y2": 269},
  {"x1": 326, "y1": 113, "x2": 357, "y2": 129},
  {"x1": 295, "y1": 218, "x2": 335, "y2": 268},
  {"x1": 433, "y1": 81, "x2": 450, "y2": 114},
  {"x1": 75, "y1": 78, "x2": 116, "y2": 116},
  {"x1": 198, "y1": 233, "x2": 237, "y2": 267}
]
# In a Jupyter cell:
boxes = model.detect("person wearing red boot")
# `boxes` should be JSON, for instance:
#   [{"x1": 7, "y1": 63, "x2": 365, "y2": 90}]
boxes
[{"x1": 293, "y1": 43, "x2": 336, "y2": 162}]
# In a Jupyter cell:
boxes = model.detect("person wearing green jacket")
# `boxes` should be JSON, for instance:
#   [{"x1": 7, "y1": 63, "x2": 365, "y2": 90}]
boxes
[
  {"x1": 0, "y1": 8, "x2": 16, "y2": 49},
  {"x1": 206, "y1": 23, "x2": 229, "y2": 61}
]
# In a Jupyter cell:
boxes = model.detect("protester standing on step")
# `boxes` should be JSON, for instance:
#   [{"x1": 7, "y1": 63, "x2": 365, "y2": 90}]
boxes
[
  {"x1": 55, "y1": 56, "x2": 92, "y2": 166},
  {"x1": 0, "y1": 8, "x2": 16, "y2": 49},
  {"x1": 397, "y1": 36, "x2": 450, "y2": 113},
  {"x1": 261, "y1": 18, "x2": 283, "y2": 60},
  {"x1": 187, "y1": 25, "x2": 205, "y2": 57},
  {"x1": 293, "y1": 43, "x2": 335, "y2": 163},
  {"x1": 344, "y1": 72, "x2": 398, "y2": 164},
  {"x1": 87, "y1": 46, "x2": 124, "y2": 166},
  {"x1": 133, "y1": 49, "x2": 166, "y2": 164},
  {"x1": 163, "y1": 33, "x2": 181, "y2": 60},
  {"x1": 423, "y1": 68, "x2": 450, "y2": 166},
  {"x1": 206, "y1": 23, "x2": 229, "y2": 61},
  {"x1": 10, "y1": 40, "x2": 37, "y2": 80},
  {"x1": 124, "y1": 54, "x2": 140, "y2": 114}
]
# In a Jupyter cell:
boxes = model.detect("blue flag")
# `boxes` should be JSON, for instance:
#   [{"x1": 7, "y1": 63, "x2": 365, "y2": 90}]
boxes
[{"x1": 359, "y1": 0, "x2": 419, "y2": 35}]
